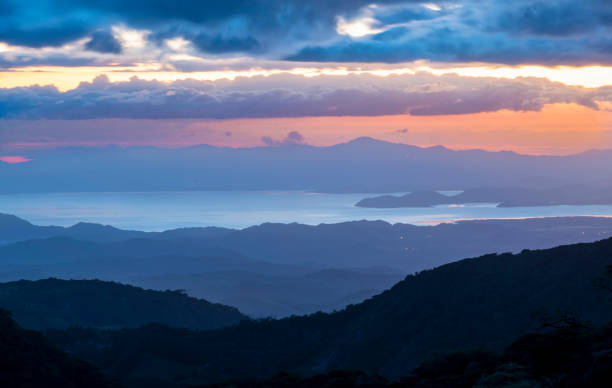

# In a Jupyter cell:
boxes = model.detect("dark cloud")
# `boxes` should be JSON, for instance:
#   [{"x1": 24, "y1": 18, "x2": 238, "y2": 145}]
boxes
[
  {"x1": 262, "y1": 131, "x2": 307, "y2": 146},
  {"x1": 286, "y1": 131, "x2": 305, "y2": 144},
  {"x1": 495, "y1": 1, "x2": 609, "y2": 37},
  {"x1": 148, "y1": 24, "x2": 262, "y2": 54},
  {"x1": 0, "y1": 1, "x2": 610, "y2": 65},
  {"x1": 0, "y1": 0, "x2": 396, "y2": 51},
  {"x1": 289, "y1": 3, "x2": 612, "y2": 66},
  {"x1": 0, "y1": 55, "x2": 101, "y2": 70},
  {"x1": 374, "y1": 5, "x2": 442, "y2": 25},
  {"x1": 85, "y1": 30, "x2": 122, "y2": 54},
  {"x1": 192, "y1": 34, "x2": 260, "y2": 54},
  {"x1": 0, "y1": 73, "x2": 609, "y2": 120},
  {"x1": 287, "y1": 1, "x2": 612, "y2": 65},
  {"x1": 0, "y1": 22, "x2": 92, "y2": 48}
]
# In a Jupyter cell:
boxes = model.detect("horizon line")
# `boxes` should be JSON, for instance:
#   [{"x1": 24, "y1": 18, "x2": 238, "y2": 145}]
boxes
[{"x1": 3, "y1": 136, "x2": 611, "y2": 158}]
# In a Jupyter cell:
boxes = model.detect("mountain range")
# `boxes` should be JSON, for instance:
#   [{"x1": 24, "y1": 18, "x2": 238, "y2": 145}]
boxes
[
  {"x1": 0, "y1": 278, "x2": 247, "y2": 331},
  {"x1": 46, "y1": 237, "x2": 612, "y2": 387},
  {"x1": 4, "y1": 213, "x2": 612, "y2": 317},
  {"x1": 3, "y1": 138, "x2": 612, "y2": 193}
]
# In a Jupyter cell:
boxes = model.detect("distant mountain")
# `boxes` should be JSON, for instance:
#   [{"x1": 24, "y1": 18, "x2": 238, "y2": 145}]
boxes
[
  {"x1": 210, "y1": 217, "x2": 612, "y2": 270},
  {"x1": 5, "y1": 215, "x2": 612, "y2": 274},
  {"x1": 0, "y1": 213, "x2": 64, "y2": 243},
  {"x1": 131, "y1": 268, "x2": 404, "y2": 318},
  {"x1": 4, "y1": 214, "x2": 612, "y2": 317},
  {"x1": 47, "y1": 238, "x2": 612, "y2": 386},
  {"x1": 356, "y1": 186, "x2": 612, "y2": 208},
  {"x1": 5, "y1": 213, "x2": 612, "y2": 273},
  {"x1": 0, "y1": 236, "x2": 244, "y2": 265},
  {"x1": 0, "y1": 213, "x2": 151, "y2": 243},
  {"x1": 0, "y1": 279, "x2": 248, "y2": 330},
  {"x1": 356, "y1": 190, "x2": 457, "y2": 207},
  {"x1": 3, "y1": 138, "x2": 612, "y2": 193},
  {"x1": 0, "y1": 308, "x2": 118, "y2": 388},
  {"x1": 0, "y1": 234, "x2": 403, "y2": 318},
  {"x1": 0, "y1": 212, "x2": 235, "y2": 244}
]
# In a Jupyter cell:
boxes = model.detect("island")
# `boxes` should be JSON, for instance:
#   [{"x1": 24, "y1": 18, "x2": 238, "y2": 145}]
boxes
[{"x1": 356, "y1": 186, "x2": 612, "y2": 208}]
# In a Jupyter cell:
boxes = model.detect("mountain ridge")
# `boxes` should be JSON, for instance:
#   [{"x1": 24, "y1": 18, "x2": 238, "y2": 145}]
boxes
[
  {"x1": 46, "y1": 237, "x2": 612, "y2": 386},
  {"x1": 4, "y1": 137, "x2": 612, "y2": 193},
  {"x1": 0, "y1": 278, "x2": 248, "y2": 330}
]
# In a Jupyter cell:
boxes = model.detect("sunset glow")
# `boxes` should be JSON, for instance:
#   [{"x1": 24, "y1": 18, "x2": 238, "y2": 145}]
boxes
[
  {"x1": 1, "y1": 63, "x2": 611, "y2": 92},
  {"x1": 0, "y1": 156, "x2": 33, "y2": 164},
  {"x1": 1, "y1": 0, "x2": 611, "y2": 155}
]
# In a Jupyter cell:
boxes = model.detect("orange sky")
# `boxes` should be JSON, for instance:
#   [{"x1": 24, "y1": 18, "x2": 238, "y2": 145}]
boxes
[
  {"x1": 2, "y1": 63, "x2": 612, "y2": 91},
  {"x1": 179, "y1": 103, "x2": 612, "y2": 155},
  {"x1": 2, "y1": 59, "x2": 611, "y2": 157},
  {"x1": 2, "y1": 103, "x2": 610, "y2": 156}
]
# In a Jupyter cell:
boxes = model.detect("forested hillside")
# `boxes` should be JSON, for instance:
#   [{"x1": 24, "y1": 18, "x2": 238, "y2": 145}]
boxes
[
  {"x1": 47, "y1": 238, "x2": 612, "y2": 386},
  {"x1": 0, "y1": 279, "x2": 248, "y2": 330}
]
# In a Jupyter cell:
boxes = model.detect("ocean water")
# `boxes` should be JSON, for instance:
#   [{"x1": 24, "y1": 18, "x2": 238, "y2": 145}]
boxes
[{"x1": 2, "y1": 191, "x2": 612, "y2": 231}]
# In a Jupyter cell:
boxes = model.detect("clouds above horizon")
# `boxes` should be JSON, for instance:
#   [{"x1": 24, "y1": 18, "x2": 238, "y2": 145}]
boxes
[
  {"x1": 0, "y1": 0, "x2": 611, "y2": 67},
  {"x1": 0, "y1": 72, "x2": 610, "y2": 120},
  {"x1": 262, "y1": 131, "x2": 307, "y2": 146}
]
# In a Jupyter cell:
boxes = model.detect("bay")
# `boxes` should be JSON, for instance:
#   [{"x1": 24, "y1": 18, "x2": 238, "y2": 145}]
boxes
[{"x1": 2, "y1": 191, "x2": 612, "y2": 231}]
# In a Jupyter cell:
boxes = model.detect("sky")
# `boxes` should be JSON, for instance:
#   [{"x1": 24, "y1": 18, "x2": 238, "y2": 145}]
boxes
[{"x1": 1, "y1": 0, "x2": 611, "y2": 157}]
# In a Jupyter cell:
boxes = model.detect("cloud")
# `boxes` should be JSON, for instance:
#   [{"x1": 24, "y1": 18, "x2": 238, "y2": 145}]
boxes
[
  {"x1": 0, "y1": 0, "x2": 384, "y2": 53},
  {"x1": 261, "y1": 131, "x2": 307, "y2": 146},
  {"x1": 0, "y1": 55, "x2": 101, "y2": 70},
  {"x1": 85, "y1": 30, "x2": 122, "y2": 54},
  {"x1": 0, "y1": 22, "x2": 92, "y2": 48},
  {"x1": 0, "y1": 72, "x2": 610, "y2": 120},
  {"x1": 285, "y1": 131, "x2": 305, "y2": 144},
  {"x1": 0, "y1": 156, "x2": 33, "y2": 164},
  {"x1": 0, "y1": 1, "x2": 610, "y2": 65},
  {"x1": 191, "y1": 34, "x2": 260, "y2": 54},
  {"x1": 288, "y1": 0, "x2": 612, "y2": 65},
  {"x1": 495, "y1": 1, "x2": 610, "y2": 37}
]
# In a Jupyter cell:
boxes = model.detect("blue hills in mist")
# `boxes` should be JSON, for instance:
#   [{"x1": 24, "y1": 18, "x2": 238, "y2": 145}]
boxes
[
  {"x1": 4, "y1": 213, "x2": 612, "y2": 317},
  {"x1": 3, "y1": 137, "x2": 612, "y2": 193},
  {"x1": 4, "y1": 213, "x2": 612, "y2": 386}
]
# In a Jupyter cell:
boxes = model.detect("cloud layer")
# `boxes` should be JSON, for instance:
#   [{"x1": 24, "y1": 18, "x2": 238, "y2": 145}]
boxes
[
  {"x1": 0, "y1": 0, "x2": 611, "y2": 66},
  {"x1": 262, "y1": 131, "x2": 307, "y2": 146},
  {"x1": 0, "y1": 73, "x2": 610, "y2": 120}
]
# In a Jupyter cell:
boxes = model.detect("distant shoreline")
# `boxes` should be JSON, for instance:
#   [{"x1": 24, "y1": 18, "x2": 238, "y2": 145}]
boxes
[{"x1": 356, "y1": 187, "x2": 612, "y2": 209}]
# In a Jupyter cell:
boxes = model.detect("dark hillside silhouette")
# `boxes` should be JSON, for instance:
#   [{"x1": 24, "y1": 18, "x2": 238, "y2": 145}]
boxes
[
  {"x1": 0, "y1": 308, "x2": 119, "y2": 388},
  {"x1": 46, "y1": 238, "x2": 612, "y2": 386},
  {"x1": 199, "y1": 324, "x2": 612, "y2": 388},
  {"x1": 0, "y1": 279, "x2": 247, "y2": 330}
]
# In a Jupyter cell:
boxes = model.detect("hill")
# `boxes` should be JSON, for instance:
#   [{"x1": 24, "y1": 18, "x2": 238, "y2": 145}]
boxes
[
  {"x1": 0, "y1": 213, "x2": 151, "y2": 243},
  {"x1": 0, "y1": 308, "x2": 119, "y2": 388},
  {"x1": 356, "y1": 186, "x2": 612, "y2": 208},
  {"x1": 4, "y1": 215, "x2": 612, "y2": 317},
  {"x1": 199, "y1": 323, "x2": 612, "y2": 388},
  {"x1": 47, "y1": 237, "x2": 612, "y2": 386},
  {"x1": 5, "y1": 213, "x2": 612, "y2": 271},
  {"x1": 132, "y1": 268, "x2": 403, "y2": 318},
  {"x1": 0, "y1": 279, "x2": 248, "y2": 330},
  {"x1": 0, "y1": 212, "x2": 233, "y2": 244},
  {"x1": 356, "y1": 190, "x2": 455, "y2": 207},
  {"x1": 3, "y1": 138, "x2": 612, "y2": 193}
]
